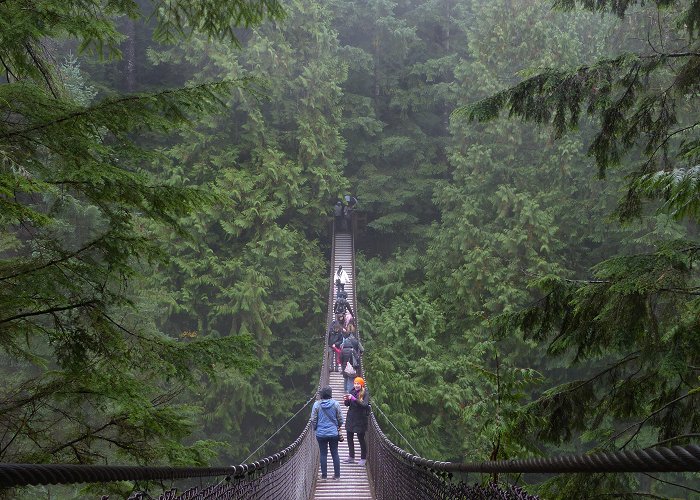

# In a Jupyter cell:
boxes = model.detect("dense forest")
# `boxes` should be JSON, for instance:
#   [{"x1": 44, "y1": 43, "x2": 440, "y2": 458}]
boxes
[{"x1": 1, "y1": 0, "x2": 699, "y2": 498}]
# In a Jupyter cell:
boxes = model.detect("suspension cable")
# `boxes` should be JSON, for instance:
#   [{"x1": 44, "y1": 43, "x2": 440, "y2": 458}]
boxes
[
  {"x1": 371, "y1": 402, "x2": 419, "y2": 456},
  {"x1": 240, "y1": 394, "x2": 316, "y2": 464}
]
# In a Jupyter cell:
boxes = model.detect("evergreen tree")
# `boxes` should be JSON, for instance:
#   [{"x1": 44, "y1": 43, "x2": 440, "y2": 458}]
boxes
[
  {"x1": 148, "y1": 0, "x2": 348, "y2": 462},
  {"x1": 0, "y1": 0, "x2": 283, "y2": 469},
  {"x1": 458, "y1": 0, "x2": 700, "y2": 496}
]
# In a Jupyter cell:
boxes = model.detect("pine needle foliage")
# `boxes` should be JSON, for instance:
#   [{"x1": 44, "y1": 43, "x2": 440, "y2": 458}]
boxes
[
  {"x1": 451, "y1": 1, "x2": 700, "y2": 495},
  {"x1": 0, "y1": 0, "x2": 283, "y2": 469},
  {"x1": 456, "y1": 0, "x2": 700, "y2": 222}
]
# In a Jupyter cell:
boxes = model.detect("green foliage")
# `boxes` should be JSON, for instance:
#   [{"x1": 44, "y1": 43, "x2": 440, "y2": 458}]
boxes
[
  {"x1": 363, "y1": 277, "x2": 542, "y2": 464},
  {"x1": 334, "y1": 0, "x2": 461, "y2": 248},
  {"x1": 457, "y1": 1, "x2": 700, "y2": 221},
  {"x1": 147, "y1": 0, "x2": 347, "y2": 463},
  {"x1": 355, "y1": 1, "x2": 698, "y2": 497},
  {"x1": 443, "y1": 1, "x2": 700, "y2": 496},
  {"x1": 0, "y1": 0, "x2": 285, "y2": 470}
]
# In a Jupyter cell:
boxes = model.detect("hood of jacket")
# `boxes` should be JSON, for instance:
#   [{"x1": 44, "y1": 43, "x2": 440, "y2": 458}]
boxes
[
  {"x1": 320, "y1": 398, "x2": 336, "y2": 409},
  {"x1": 315, "y1": 399, "x2": 341, "y2": 438}
]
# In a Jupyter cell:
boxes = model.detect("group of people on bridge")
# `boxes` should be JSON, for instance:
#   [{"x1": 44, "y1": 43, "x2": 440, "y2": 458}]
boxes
[
  {"x1": 333, "y1": 195, "x2": 358, "y2": 232},
  {"x1": 311, "y1": 380, "x2": 370, "y2": 481},
  {"x1": 331, "y1": 266, "x2": 362, "y2": 393},
  {"x1": 310, "y1": 264, "x2": 369, "y2": 481}
]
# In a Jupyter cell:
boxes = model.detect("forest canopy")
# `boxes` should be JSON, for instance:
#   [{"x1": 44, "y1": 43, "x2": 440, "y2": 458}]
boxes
[{"x1": 1, "y1": 0, "x2": 699, "y2": 499}]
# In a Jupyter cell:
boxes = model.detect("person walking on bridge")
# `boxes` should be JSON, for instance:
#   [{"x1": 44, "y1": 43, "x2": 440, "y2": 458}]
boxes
[
  {"x1": 340, "y1": 328, "x2": 363, "y2": 393},
  {"x1": 333, "y1": 200, "x2": 344, "y2": 232},
  {"x1": 344, "y1": 377, "x2": 370, "y2": 466},
  {"x1": 335, "y1": 265, "x2": 349, "y2": 294},
  {"x1": 328, "y1": 321, "x2": 343, "y2": 372},
  {"x1": 311, "y1": 386, "x2": 344, "y2": 480}
]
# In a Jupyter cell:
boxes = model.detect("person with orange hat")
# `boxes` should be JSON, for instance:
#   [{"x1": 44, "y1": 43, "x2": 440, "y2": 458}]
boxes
[{"x1": 343, "y1": 376, "x2": 370, "y2": 466}]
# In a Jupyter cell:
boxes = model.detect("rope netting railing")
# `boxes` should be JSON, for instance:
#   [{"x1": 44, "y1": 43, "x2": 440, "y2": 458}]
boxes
[
  {"x1": 366, "y1": 410, "x2": 700, "y2": 499},
  {"x1": 0, "y1": 421, "x2": 318, "y2": 499},
  {"x1": 0, "y1": 223, "x2": 348, "y2": 499},
  {"x1": 0, "y1": 230, "x2": 345, "y2": 499}
]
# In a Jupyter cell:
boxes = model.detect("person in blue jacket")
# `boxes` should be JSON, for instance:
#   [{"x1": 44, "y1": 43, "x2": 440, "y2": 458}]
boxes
[{"x1": 311, "y1": 386, "x2": 344, "y2": 480}]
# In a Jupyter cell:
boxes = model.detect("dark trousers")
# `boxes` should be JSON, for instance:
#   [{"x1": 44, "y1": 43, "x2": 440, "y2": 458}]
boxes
[
  {"x1": 347, "y1": 431, "x2": 366, "y2": 459},
  {"x1": 329, "y1": 347, "x2": 341, "y2": 370},
  {"x1": 317, "y1": 436, "x2": 340, "y2": 478}
]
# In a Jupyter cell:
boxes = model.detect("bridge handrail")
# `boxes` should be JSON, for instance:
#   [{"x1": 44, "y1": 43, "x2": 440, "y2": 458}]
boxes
[
  {"x1": 0, "y1": 223, "x2": 341, "y2": 495},
  {"x1": 370, "y1": 415, "x2": 700, "y2": 474},
  {"x1": 0, "y1": 419, "x2": 314, "y2": 488}
]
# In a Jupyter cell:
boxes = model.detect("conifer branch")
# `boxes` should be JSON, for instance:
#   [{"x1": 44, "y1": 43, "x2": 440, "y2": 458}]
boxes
[
  {"x1": 658, "y1": 287, "x2": 700, "y2": 295},
  {"x1": 0, "y1": 379, "x2": 69, "y2": 414},
  {"x1": 99, "y1": 310, "x2": 173, "y2": 347},
  {"x1": 643, "y1": 120, "x2": 700, "y2": 168},
  {"x1": 562, "y1": 352, "x2": 641, "y2": 394},
  {"x1": 0, "y1": 54, "x2": 18, "y2": 82},
  {"x1": 23, "y1": 42, "x2": 57, "y2": 97},
  {"x1": 651, "y1": 433, "x2": 700, "y2": 447},
  {"x1": 0, "y1": 300, "x2": 99, "y2": 325},
  {"x1": 0, "y1": 238, "x2": 105, "y2": 281},
  {"x1": 0, "y1": 81, "x2": 228, "y2": 140},
  {"x1": 612, "y1": 390, "x2": 700, "y2": 448},
  {"x1": 47, "y1": 418, "x2": 121, "y2": 456},
  {"x1": 641, "y1": 473, "x2": 700, "y2": 495}
]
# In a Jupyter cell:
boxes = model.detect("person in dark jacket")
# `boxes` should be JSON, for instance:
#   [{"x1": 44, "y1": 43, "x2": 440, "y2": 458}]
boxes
[
  {"x1": 333, "y1": 201, "x2": 344, "y2": 232},
  {"x1": 327, "y1": 322, "x2": 343, "y2": 372},
  {"x1": 334, "y1": 297, "x2": 354, "y2": 327},
  {"x1": 311, "y1": 386, "x2": 344, "y2": 480},
  {"x1": 343, "y1": 377, "x2": 370, "y2": 466},
  {"x1": 340, "y1": 330, "x2": 363, "y2": 392}
]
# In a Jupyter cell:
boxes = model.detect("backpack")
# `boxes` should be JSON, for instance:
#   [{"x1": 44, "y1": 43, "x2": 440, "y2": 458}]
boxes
[
  {"x1": 334, "y1": 299, "x2": 347, "y2": 315},
  {"x1": 328, "y1": 326, "x2": 343, "y2": 347},
  {"x1": 341, "y1": 337, "x2": 359, "y2": 366}
]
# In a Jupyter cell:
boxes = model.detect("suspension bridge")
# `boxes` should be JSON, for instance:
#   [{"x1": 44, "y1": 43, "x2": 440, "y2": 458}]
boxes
[{"x1": 0, "y1": 218, "x2": 699, "y2": 499}]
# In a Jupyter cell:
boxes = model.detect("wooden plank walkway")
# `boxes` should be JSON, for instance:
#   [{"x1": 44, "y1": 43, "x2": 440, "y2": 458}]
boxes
[{"x1": 312, "y1": 231, "x2": 372, "y2": 499}]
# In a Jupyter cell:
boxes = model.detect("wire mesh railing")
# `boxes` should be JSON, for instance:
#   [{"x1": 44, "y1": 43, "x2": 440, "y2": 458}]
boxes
[
  {"x1": 366, "y1": 408, "x2": 700, "y2": 500},
  {"x1": 4, "y1": 217, "x2": 698, "y2": 499},
  {"x1": 0, "y1": 420, "x2": 318, "y2": 499},
  {"x1": 366, "y1": 414, "x2": 540, "y2": 499}
]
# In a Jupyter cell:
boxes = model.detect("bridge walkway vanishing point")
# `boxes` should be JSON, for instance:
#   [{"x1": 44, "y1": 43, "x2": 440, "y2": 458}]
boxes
[{"x1": 312, "y1": 229, "x2": 372, "y2": 499}]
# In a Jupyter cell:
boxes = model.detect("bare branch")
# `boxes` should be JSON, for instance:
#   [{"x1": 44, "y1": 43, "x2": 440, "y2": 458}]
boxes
[
  {"x1": 0, "y1": 300, "x2": 99, "y2": 325},
  {"x1": 0, "y1": 237, "x2": 106, "y2": 281},
  {"x1": 611, "y1": 390, "x2": 700, "y2": 448}
]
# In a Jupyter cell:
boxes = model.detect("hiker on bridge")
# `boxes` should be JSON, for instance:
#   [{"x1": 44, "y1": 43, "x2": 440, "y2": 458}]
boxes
[
  {"x1": 333, "y1": 200, "x2": 344, "y2": 232},
  {"x1": 311, "y1": 386, "x2": 344, "y2": 480},
  {"x1": 335, "y1": 265, "x2": 349, "y2": 294},
  {"x1": 344, "y1": 376, "x2": 369, "y2": 467},
  {"x1": 343, "y1": 195, "x2": 357, "y2": 233},
  {"x1": 334, "y1": 296, "x2": 354, "y2": 327},
  {"x1": 328, "y1": 321, "x2": 343, "y2": 372},
  {"x1": 340, "y1": 327, "x2": 363, "y2": 393}
]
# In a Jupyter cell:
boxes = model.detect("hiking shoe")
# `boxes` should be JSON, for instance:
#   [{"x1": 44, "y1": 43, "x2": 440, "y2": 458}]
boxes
[
  {"x1": 320, "y1": 475, "x2": 327, "y2": 480},
  {"x1": 333, "y1": 475, "x2": 340, "y2": 480},
  {"x1": 343, "y1": 458, "x2": 355, "y2": 464},
  {"x1": 357, "y1": 459, "x2": 366, "y2": 466}
]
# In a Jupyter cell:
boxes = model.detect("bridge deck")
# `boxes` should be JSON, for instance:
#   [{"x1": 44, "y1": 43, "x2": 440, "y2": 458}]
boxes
[{"x1": 312, "y1": 230, "x2": 372, "y2": 499}]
